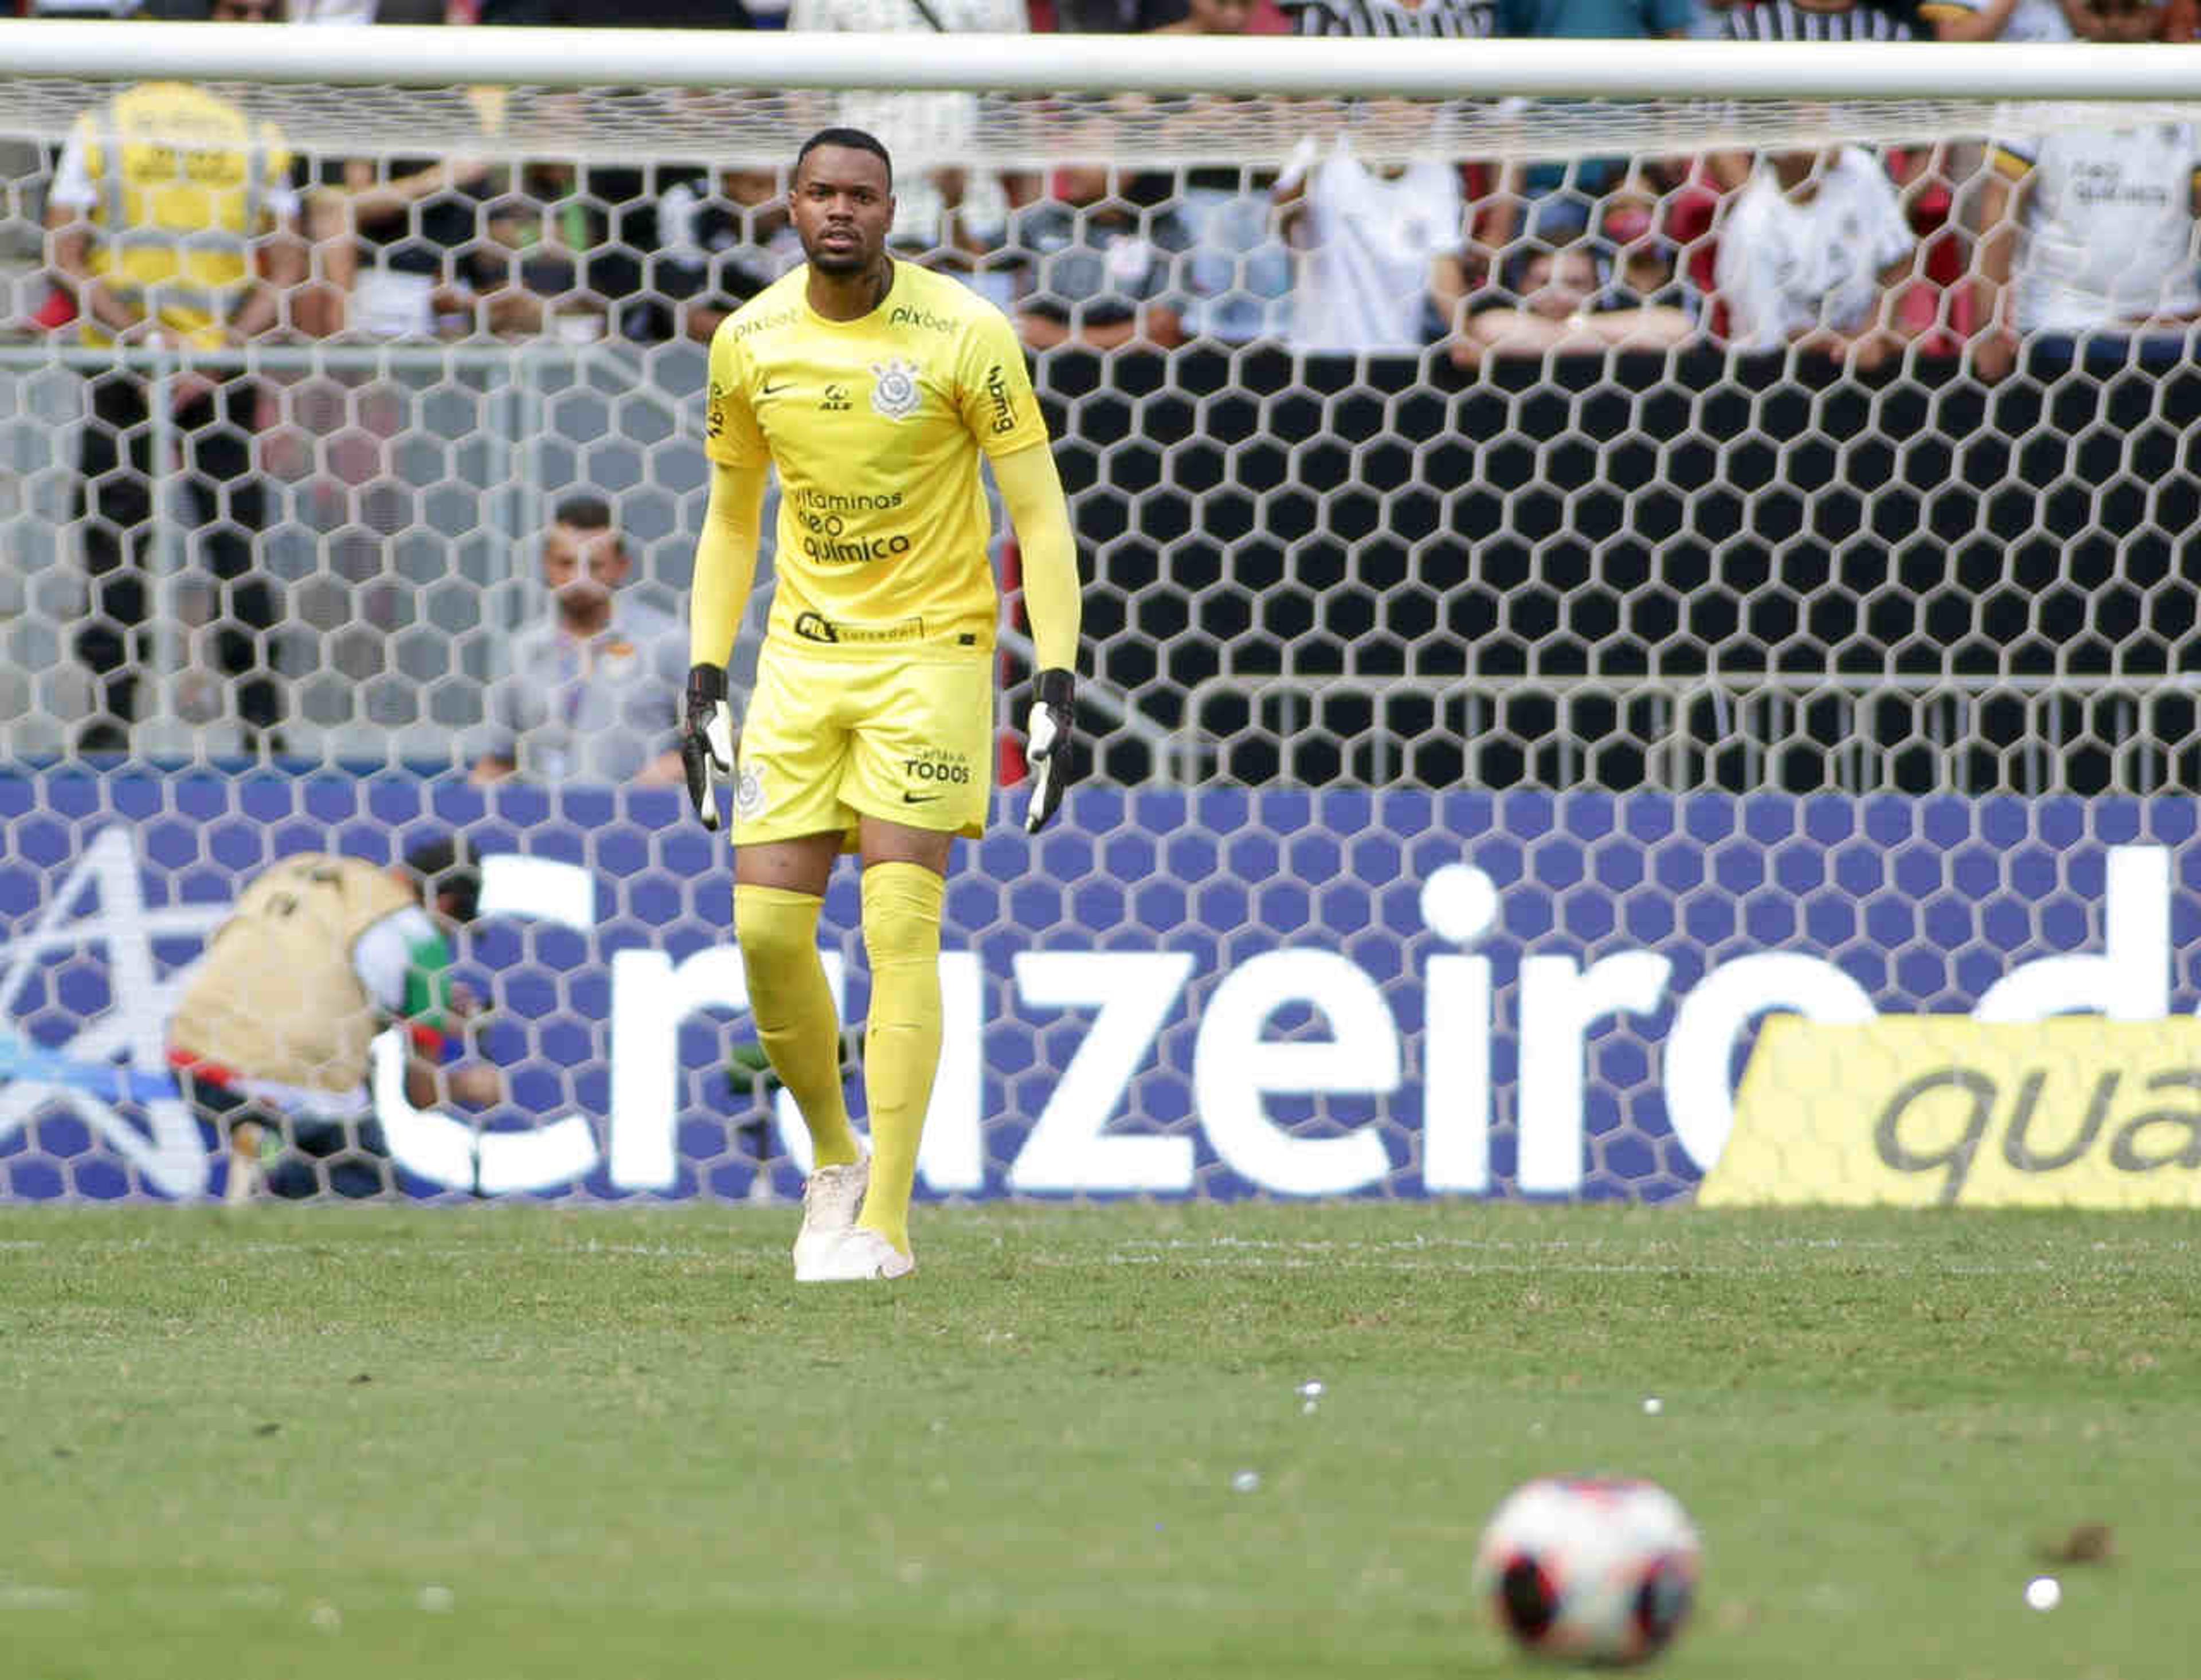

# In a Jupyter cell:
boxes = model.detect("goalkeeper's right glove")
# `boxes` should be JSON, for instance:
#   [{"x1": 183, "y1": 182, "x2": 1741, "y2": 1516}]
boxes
[
  {"x1": 1023, "y1": 668, "x2": 1076, "y2": 835},
  {"x1": 681, "y1": 664, "x2": 736, "y2": 831}
]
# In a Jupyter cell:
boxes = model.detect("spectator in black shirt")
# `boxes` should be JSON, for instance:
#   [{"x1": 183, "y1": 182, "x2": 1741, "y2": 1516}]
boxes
[
  {"x1": 1053, "y1": 0, "x2": 1186, "y2": 24},
  {"x1": 306, "y1": 150, "x2": 491, "y2": 338},
  {"x1": 1280, "y1": 0, "x2": 1494, "y2": 32},
  {"x1": 1012, "y1": 167, "x2": 1194, "y2": 351},
  {"x1": 632, "y1": 166, "x2": 804, "y2": 343},
  {"x1": 476, "y1": 0, "x2": 754, "y2": 21},
  {"x1": 1454, "y1": 238, "x2": 1695, "y2": 366},
  {"x1": 447, "y1": 163, "x2": 647, "y2": 339}
]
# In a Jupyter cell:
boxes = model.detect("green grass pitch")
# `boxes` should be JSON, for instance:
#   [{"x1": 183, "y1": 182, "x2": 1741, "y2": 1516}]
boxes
[{"x1": 3, "y1": 1203, "x2": 2196, "y2": 1679}]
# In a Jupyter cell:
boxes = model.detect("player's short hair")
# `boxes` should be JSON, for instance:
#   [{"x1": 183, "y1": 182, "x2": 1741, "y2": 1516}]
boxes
[
  {"x1": 794, "y1": 127, "x2": 894, "y2": 191},
  {"x1": 404, "y1": 837, "x2": 481, "y2": 926},
  {"x1": 552, "y1": 495, "x2": 616, "y2": 534}
]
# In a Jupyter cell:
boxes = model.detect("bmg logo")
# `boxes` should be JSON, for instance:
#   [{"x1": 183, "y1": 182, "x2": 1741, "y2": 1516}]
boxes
[{"x1": 985, "y1": 363, "x2": 1017, "y2": 434}]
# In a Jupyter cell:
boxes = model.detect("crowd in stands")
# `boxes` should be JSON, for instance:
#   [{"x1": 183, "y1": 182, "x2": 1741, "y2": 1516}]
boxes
[
  {"x1": 6, "y1": 0, "x2": 2201, "y2": 762},
  {"x1": 8, "y1": 0, "x2": 2201, "y2": 375}
]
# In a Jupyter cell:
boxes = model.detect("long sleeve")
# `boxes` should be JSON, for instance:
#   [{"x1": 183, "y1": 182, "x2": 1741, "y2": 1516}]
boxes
[
  {"x1": 992, "y1": 442, "x2": 1082, "y2": 674},
  {"x1": 690, "y1": 457, "x2": 768, "y2": 669}
]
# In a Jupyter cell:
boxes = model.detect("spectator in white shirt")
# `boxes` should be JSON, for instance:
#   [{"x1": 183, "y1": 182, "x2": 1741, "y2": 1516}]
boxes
[
  {"x1": 1922, "y1": 0, "x2": 2150, "y2": 254},
  {"x1": 785, "y1": 0, "x2": 1035, "y2": 264},
  {"x1": 1972, "y1": 121, "x2": 2201, "y2": 379},
  {"x1": 1714, "y1": 146, "x2": 1917, "y2": 371},
  {"x1": 1145, "y1": 0, "x2": 1297, "y2": 341},
  {"x1": 290, "y1": 0, "x2": 450, "y2": 19},
  {"x1": 1916, "y1": 0, "x2": 2070, "y2": 40},
  {"x1": 1275, "y1": 131, "x2": 1470, "y2": 355},
  {"x1": 1012, "y1": 167, "x2": 1194, "y2": 352}
]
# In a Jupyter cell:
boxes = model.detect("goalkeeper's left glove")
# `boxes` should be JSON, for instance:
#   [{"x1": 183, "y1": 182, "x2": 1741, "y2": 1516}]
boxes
[
  {"x1": 1023, "y1": 668, "x2": 1076, "y2": 835},
  {"x1": 681, "y1": 664, "x2": 736, "y2": 831}
]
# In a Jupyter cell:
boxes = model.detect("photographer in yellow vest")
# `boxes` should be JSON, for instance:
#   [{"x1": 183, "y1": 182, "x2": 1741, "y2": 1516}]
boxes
[
  {"x1": 167, "y1": 838, "x2": 504, "y2": 1201},
  {"x1": 42, "y1": 0, "x2": 308, "y2": 755}
]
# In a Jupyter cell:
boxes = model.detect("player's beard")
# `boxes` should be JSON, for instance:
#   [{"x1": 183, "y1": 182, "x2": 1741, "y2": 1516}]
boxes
[{"x1": 806, "y1": 238, "x2": 872, "y2": 277}]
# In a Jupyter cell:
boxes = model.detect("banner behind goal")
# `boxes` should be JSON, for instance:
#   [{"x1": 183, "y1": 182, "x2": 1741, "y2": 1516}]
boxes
[{"x1": 3, "y1": 30, "x2": 2201, "y2": 1204}]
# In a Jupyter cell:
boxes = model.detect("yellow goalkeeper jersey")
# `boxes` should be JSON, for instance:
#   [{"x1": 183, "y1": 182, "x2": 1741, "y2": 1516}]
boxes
[{"x1": 703, "y1": 261, "x2": 1051, "y2": 660}]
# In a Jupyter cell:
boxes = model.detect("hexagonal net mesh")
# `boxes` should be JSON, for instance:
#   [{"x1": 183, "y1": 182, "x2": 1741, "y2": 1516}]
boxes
[{"x1": 2, "y1": 35, "x2": 2198, "y2": 1206}]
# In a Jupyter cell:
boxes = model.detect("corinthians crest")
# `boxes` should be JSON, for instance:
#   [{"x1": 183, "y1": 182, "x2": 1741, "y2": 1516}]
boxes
[{"x1": 869, "y1": 357, "x2": 922, "y2": 421}]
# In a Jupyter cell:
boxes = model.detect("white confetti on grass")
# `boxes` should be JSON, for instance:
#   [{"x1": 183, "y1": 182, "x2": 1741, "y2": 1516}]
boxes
[{"x1": 0, "y1": 1585, "x2": 87, "y2": 1610}]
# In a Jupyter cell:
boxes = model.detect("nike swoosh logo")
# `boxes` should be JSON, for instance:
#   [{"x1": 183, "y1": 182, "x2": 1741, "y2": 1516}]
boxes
[
  {"x1": 902, "y1": 792, "x2": 943, "y2": 805},
  {"x1": 761, "y1": 380, "x2": 791, "y2": 395}
]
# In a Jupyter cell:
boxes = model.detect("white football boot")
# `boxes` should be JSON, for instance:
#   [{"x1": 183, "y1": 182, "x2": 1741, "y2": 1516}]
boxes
[
  {"x1": 792, "y1": 1154, "x2": 870, "y2": 1279},
  {"x1": 797, "y1": 1227, "x2": 915, "y2": 1283}
]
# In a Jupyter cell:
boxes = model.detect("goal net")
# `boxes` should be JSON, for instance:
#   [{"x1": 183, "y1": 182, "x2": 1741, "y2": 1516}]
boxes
[
  {"x1": 4, "y1": 27, "x2": 2197, "y2": 164},
  {"x1": 2, "y1": 26, "x2": 2198, "y2": 1208}
]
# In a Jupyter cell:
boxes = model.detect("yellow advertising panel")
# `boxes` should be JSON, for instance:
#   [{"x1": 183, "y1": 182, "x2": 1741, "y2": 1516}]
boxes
[{"x1": 1701, "y1": 1015, "x2": 2201, "y2": 1208}]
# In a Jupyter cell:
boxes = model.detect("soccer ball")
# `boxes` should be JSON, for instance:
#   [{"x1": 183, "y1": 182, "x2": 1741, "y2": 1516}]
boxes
[{"x1": 1471, "y1": 1476, "x2": 1701, "y2": 1665}]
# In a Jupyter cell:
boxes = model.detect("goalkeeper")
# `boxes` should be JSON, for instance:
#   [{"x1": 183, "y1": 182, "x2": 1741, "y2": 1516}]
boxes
[{"x1": 683, "y1": 126, "x2": 1082, "y2": 1283}]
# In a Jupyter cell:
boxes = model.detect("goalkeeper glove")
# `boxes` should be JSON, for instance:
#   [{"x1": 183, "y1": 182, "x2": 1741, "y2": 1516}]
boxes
[
  {"x1": 681, "y1": 664, "x2": 737, "y2": 831},
  {"x1": 1023, "y1": 668, "x2": 1076, "y2": 835}
]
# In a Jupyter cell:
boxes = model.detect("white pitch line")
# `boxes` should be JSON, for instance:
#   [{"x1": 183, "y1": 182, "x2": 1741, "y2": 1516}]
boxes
[{"x1": 0, "y1": 1585, "x2": 87, "y2": 1610}]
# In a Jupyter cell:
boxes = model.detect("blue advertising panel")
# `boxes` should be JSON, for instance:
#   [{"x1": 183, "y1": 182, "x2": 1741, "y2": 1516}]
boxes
[{"x1": 0, "y1": 772, "x2": 2194, "y2": 1202}]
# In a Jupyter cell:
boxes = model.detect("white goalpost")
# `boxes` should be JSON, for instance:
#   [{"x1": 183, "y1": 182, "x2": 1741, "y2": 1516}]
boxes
[
  {"x1": 3, "y1": 25, "x2": 2200, "y2": 165},
  {"x1": 4, "y1": 22, "x2": 2199, "y2": 97}
]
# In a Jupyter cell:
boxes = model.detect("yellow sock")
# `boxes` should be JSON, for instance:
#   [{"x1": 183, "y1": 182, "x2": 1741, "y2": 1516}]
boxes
[
  {"x1": 733, "y1": 884, "x2": 860, "y2": 1169},
  {"x1": 854, "y1": 861, "x2": 945, "y2": 1256}
]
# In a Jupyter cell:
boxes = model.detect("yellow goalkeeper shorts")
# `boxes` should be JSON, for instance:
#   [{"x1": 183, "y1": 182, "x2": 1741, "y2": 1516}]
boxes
[{"x1": 733, "y1": 641, "x2": 994, "y2": 849}]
